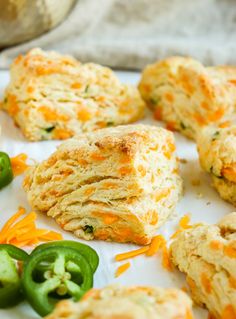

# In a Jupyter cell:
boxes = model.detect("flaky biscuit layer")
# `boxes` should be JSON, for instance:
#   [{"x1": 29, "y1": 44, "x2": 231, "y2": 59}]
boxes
[
  {"x1": 2, "y1": 48, "x2": 145, "y2": 141},
  {"x1": 45, "y1": 284, "x2": 193, "y2": 319},
  {"x1": 170, "y1": 213, "x2": 236, "y2": 319},
  {"x1": 23, "y1": 124, "x2": 182, "y2": 245},
  {"x1": 139, "y1": 56, "x2": 236, "y2": 140}
]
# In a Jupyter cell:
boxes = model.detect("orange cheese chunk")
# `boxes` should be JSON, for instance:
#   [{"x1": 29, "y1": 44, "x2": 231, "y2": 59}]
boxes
[
  {"x1": 7, "y1": 94, "x2": 19, "y2": 116},
  {"x1": 224, "y1": 244, "x2": 236, "y2": 258},
  {"x1": 154, "y1": 107, "x2": 163, "y2": 120},
  {"x1": 77, "y1": 108, "x2": 92, "y2": 122},
  {"x1": 90, "y1": 153, "x2": 106, "y2": 161},
  {"x1": 165, "y1": 92, "x2": 174, "y2": 103},
  {"x1": 119, "y1": 166, "x2": 133, "y2": 175},
  {"x1": 193, "y1": 113, "x2": 207, "y2": 126},
  {"x1": 208, "y1": 108, "x2": 225, "y2": 122},
  {"x1": 93, "y1": 212, "x2": 120, "y2": 225},
  {"x1": 38, "y1": 106, "x2": 58, "y2": 121},
  {"x1": 201, "y1": 272, "x2": 212, "y2": 294},
  {"x1": 71, "y1": 82, "x2": 82, "y2": 89},
  {"x1": 222, "y1": 305, "x2": 236, "y2": 319},
  {"x1": 84, "y1": 187, "x2": 96, "y2": 196},
  {"x1": 219, "y1": 120, "x2": 231, "y2": 128},
  {"x1": 209, "y1": 240, "x2": 223, "y2": 251},
  {"x1": 186, "y1": 276, "x2": 197, "y2": 292},
  {"x1": 53, "y1": 128, "x2": 73, "y2": 139},
  {"x1": 229, "y1": 276, "x2": 236, "y2": 289},
  {"x1": 221, "y1": 165, "x2": 236, "y2": 183},
  {"x1": 166, "y1": 121, "x2": 177, "y2": 132}
]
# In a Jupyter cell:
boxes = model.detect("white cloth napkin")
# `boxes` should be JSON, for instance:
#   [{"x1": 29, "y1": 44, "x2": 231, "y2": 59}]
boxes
[{"x1": 1, "y1": 0, "x2": 236, "y2": 69}]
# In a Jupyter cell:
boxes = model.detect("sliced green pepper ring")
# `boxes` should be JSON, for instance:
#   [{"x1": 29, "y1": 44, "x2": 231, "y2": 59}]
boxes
[
  {"x1": 32, "y1": 240, "x2": 99, "y2": 273},
  {"x1": 0, "y1": 244, "x2": 29, "y2": 262},
  {"x1": 0, "y1": 250, "x2": 22, "y2": 308},
  {"x1": 0, "y1": 152, "x2": 13, "y2": 190},
  {"x1": 22, "y1": 246, "x2": 93, "y2": 316}
]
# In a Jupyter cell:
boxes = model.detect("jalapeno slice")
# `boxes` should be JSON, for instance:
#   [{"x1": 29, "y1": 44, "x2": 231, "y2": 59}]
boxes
[
  {"x1": 0, "y1": 152, "x2": 13, "y2": 190},
  {"x1": 22, "y1": 246, "x2": 93, "y2": 316},
  {"x1": 0, "y1": 244, "x2": 29, "y2": 262},
  {"x1": 32, "y1": 240, "x2": 99, "y2": 272},
  {"x1": 0, "y1": 250, "x2": 22, "y2": 308}
]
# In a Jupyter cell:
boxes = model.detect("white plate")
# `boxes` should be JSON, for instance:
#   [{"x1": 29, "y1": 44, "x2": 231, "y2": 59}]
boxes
[{"x1": 0, "y1": 70, "x2": 234, "y2": 319}]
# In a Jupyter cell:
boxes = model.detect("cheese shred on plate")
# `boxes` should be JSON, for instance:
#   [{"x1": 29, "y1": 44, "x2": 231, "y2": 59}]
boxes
[
  {"x1": 10, "y1": 153, "x2": 29, "y2": 176},
  {"x1": 115, "y1": 262, "x2": 131, "y2": 277},
  {"x1": 0, "y1": 206, "x2": 62, "y2": 247},
  {"x1": 114, "y1": 234, "x2": 172, "y2": 277}
]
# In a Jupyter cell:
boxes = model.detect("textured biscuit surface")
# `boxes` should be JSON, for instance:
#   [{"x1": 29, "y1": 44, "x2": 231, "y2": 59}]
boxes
[
  {"x1": 197, "y1": 117, "x2": 236, "y2": 206},
  {"x1": 23, "y1": 124, "x2": 182, "y2": 245},
  {"x1": 138, "y1": 56, "x2": 236, "y2": 140},
  {"x1": 170, "y1": 213, "x2": 236, "y2": 319},
  {"x1": 2, "y1": 48, "x2": 145, "y2": 141},
  {"x1": 45, "y1": 284, "x2": 193, "y2": 319}
]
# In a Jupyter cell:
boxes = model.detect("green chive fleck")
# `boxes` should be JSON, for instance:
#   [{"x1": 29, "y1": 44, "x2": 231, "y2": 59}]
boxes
[{"x1": 83, "y1": 225, "x2": 94, "y2": 234}]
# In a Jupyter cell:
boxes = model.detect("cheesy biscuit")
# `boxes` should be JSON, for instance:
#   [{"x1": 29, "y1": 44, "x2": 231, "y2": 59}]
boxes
[
  {"x1": 23, "y1": 124, "x2": 182, "y2": 245},
  {"x1": 45, "y1": 284, "x2": 194, "y2": 319},
  {"x1": 138, "y1": 57, "x2": 236, "y2": 140},
  {"x1": 2, "y1": 48, "x2": 145, "y2": 141},
  {"x1": 197, "y1": 117, "x2": 236, "y2": 206},
  {"x1": 170, "y1": 213, "x2": 236, "y2": 319}
]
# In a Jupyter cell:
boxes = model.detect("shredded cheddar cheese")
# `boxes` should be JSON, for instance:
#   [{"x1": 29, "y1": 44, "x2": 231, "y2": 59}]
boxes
[
  {"x1": 10, "y1": 153, "x2": 29, "y2": 176},
  {"x1": 161, "y1": 241, "x2": 172, "y2": 271},
  {"x1": 114, "y1": 233, "x2": 172, "y2": 276},
  {"x1": 0, "y1": 207, "x2": 62, "y2": 247},
  {"x1": 171, "y1": 214, "x2": 192, "y2": 239},
  {"x1": 115, "y1": 262, "x2": 131, "y2": 277},
  {"x1": 179, "y1": 215, "x2": 191, "y2": 229},
  {"x1": 115, "y1": 246, "x2": 149, "y2": 262},
  {"x1": 146, "y1": 235, "x2": 165, "y2": 256}
]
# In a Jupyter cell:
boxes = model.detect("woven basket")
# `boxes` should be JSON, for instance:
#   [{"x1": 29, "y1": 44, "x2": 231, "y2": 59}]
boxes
[{"x1": 0, "y1": 0, "x2": 75, "y2": 47}]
